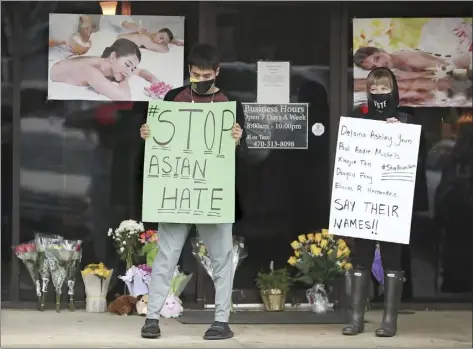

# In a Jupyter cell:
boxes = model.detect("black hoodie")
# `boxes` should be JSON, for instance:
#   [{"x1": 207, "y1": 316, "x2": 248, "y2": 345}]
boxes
[{"x1": 351, "y1": 67, "x2": 429, "y2": 213}]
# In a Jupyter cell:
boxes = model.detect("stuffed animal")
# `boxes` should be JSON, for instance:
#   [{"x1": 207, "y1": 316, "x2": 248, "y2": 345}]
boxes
[
  {"x1": 107, "y1": 294, "x2": 137, "y2": 316},
  {"x1": 136, "y1": 294, "x2": 148, "y2": 316},
  {"x1": 159, "y1": 295, "x2": 183, "y2": 318}
]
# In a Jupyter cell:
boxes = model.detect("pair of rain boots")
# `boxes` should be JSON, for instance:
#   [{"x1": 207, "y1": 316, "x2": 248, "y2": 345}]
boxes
[{"x1": 342, "y1": 269, "x2": 404, "y2": 337}]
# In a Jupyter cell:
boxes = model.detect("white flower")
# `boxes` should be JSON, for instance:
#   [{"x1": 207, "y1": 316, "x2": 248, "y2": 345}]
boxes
[
  {"x1": 107, "y1": 228, "x2": 113, "y2": 237},
  {"x1": 120, "y1": 246, "x2": 125, "y2": 253},
  {"x1": 122, "y1": 241, "x2": 126, "y2": 246}
]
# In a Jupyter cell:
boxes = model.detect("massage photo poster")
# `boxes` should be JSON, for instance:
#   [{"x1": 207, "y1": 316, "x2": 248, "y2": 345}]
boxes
[
  {"x1": 353, "y1": 17, "x2": 472, "y2": 107},
  {"x1": 48, "y1": 14, "x2": 185, "y2": 102}
]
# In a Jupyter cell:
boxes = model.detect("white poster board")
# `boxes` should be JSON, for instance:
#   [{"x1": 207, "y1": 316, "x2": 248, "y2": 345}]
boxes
[{"x1": 329, "y1": 116, "x2": 421, "y2": 244}]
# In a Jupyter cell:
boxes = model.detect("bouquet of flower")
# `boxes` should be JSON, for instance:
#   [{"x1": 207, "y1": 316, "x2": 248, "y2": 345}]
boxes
[
  {"x1": 66, "y1": 242, "x2": 83, "y2": 311},
  {"x1": 44, "y1": 239, "x2": 82, "y2": 312},
  {"x1": 144, "y1": 81, "x2": 173, "y2": 99},
  {"x1": 12, "y1": 241, "x2": 41, "y2": 308},
  {"x1": 191, "y1": 235, "x2": 247, "y2": 312},
  {"x1": 107, "y1": 219, "x2": 144, "y2": 270},
  {"x1": 138, "y1": 230, "x2": 159, "y2": 267},
  {"x1": 35, "y1": 233, "x2": 63, "y2": 311},
  {"x1": 81, "y1": 263, "x2": 114, "y2": 313},
  {"x1": 169, "y1": 266, "x2": 193, "y2": 298},
  {"x1": 287, "y1": 229, "x2": 352, "y2": 313},
  {"x1": 118, "y1": 264, "x2": 151, "y2": 297}
]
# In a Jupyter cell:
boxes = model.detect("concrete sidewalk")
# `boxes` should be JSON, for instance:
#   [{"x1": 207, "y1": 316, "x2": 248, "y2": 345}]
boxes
[{"x1": 1, "y1": 309, "x2": 472, "y2": 348}]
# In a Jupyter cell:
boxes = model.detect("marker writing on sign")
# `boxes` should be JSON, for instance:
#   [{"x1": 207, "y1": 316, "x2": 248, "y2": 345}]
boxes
[
  {"x1": 332, "y1": 199, "x2": 399, "y2": 236},
  {"x1": 148, "y1": 107, "x2": 235, "y2": 155}
]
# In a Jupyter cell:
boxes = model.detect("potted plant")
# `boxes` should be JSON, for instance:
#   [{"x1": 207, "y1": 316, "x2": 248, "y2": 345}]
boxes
[{"x1": 255, "y1": 262, "x2": 291, "y2": 312}]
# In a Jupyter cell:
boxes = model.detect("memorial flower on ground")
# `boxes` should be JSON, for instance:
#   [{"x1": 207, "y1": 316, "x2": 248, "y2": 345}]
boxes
[
  {"x1": 191, "y1": 235, "x2": 247, "y2": 312},
  {"x1": 138, "y1": 229, "x2": 159, "y2": 267},
  {"x1": 81, "y1": 263, "x2": 114, "y2": 313},
  {"x1": 287, "y1": 229, "x2": 352, "y2": 286},
  {"x1": 13, "y1": 241, "x2": 41, "y2": 306},
  {"x1": 108, "y1": 219, "x2": 144, "y2": 270}
]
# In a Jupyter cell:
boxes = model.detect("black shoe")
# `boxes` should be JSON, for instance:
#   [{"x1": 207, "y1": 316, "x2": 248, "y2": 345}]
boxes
[
  {"x1": 342, "y1": 269, "x2": 369, "y2": 336},
  {"x1": 203, "y1": 321, "x2": 234, "y2": 340},
  {"x1": 141, "y1": 318, "x2": 161, "y2": 339},
  {"x1": 375, "y1": 270, "x2": 404, "y2": 337}
]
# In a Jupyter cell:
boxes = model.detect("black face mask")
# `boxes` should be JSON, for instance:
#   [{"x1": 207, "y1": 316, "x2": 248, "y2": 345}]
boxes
[
  {"x1": 368, "y1": 92, "x2": 397, "y2": 119},
  {"x1": 191, "y1": 79, "x2": 215, "y2": 95}
]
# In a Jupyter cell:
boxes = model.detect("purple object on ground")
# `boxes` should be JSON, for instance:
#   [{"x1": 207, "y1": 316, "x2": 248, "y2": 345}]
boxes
[{"x1": 371, "y1": 246, "x2": 384, "y2": 285}]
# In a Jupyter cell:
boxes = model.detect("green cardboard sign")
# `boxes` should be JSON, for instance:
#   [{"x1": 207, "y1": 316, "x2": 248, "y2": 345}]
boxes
[{"x1": 142, "y1": 101, "x2": 236, "y2": 224}]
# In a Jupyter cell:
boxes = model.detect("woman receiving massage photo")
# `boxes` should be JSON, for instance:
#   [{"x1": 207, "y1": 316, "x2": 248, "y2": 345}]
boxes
[{"x1": 50, "y1": 38, "x2": 159, "y2": 101}]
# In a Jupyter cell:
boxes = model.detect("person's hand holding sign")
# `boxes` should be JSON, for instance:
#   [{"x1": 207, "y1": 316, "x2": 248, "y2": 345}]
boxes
[
  {"x1": 231, "y1": 123, "x2": 243, "y2": 145},
  {"x1": 386, "y1": 117, "x2": 400, "y2": 124},
  {"x1": 140, "y1": 123, "x2": 151, "y2": 139}
]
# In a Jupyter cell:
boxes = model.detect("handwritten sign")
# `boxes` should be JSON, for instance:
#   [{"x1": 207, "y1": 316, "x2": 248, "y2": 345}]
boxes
[
  {"x1": 329, "y1": 116, "x2": 421, "y2": 244},
  {"x1": 243, "y1": 103, "x2": 308, "y2": 149},
  {"x1": 142, "y1": 101, "x2": 236, "y2": 224}
]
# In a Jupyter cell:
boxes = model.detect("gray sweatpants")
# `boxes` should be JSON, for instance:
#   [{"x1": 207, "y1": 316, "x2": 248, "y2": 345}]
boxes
[{"x1": 147, "y1": 223, "x2": 234, "y2": 322}]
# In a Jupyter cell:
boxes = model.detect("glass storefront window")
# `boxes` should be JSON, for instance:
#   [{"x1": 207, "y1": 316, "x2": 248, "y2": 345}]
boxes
[
  {"x1": 205, "y1": 1, "x2": 334, "y2": 304},
  {"x1": 1, "y1": 1, "x2": 198, "y2": 302},
  {"x1": 346, "y1": 2, "x2": 472, "y2": 301}
]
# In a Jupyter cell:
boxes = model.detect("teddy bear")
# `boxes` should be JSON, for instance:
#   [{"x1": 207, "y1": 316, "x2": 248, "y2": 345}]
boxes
[
  {"x1": 107, "y1": 294, "x2": 137, "y2": 316},
  {"x1": 136, "y1": 294, "x2": 148, "y2": 316}
]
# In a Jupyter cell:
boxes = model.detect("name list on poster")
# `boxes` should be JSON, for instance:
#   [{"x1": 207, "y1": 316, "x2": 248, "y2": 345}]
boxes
[
  {"x1": 242, "y1": 103, "x2": 308, "y2": 149},
  {"x1": 328, "y1": 117, "x2": 421, "y2": 244}
]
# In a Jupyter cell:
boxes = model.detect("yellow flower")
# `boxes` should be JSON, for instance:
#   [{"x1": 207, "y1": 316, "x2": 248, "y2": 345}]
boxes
[
  {"x1": 290, "y1": 240, "x2": 301, "y2": 250},
  {"x1": 314, "y1": 233, "x2": 322, "y2": 242},
  {"x1": 344, "y1": 263, "x2": 353, "y2": 270},
  {"x1": 82, "y1": 268, "x2": 91, "y2": 275},
  {"x1": 298, "y1": 234, "x2": 307, "y2": 243},
  {"x1": 322, "y1": 229, "x2": 330, "y2": 237},
  {"x1": 288, "y1": 256, "x2": 298, "y2": 266},
  {"x1": 338, "y1": 239, "x2": 347, "y2": 250},
  {"x1": 339, "y1": 260, "x2": 346, "y2": 268},
  {"x1": 336, "y1": 248, "x2": 343, "y2": 258},
  {"x1": 320, "y1": 239, "x2": 328, "y2": 248},
  {"x1": 342, "y1": 247, "x2": 350, "y2": 257},
  {"x1": 307, "y1": 233, "x2": 315, "y2": 241},
  {"x1": 310, "y1": 244, "x2": 322, "y2": 256},
  {"x1": 328, "y1": 249, "x2": 334, "y2": 255},
  {"x1": 295, "y1": 250, "x2": 300, "y2": 257},
  {"x1": 103, "y1": 270, "x2": 111, "y2": 278}
]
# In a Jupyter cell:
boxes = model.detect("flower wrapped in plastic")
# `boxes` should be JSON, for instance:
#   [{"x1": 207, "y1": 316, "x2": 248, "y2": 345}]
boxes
[
  {"x1": 108, "y1": 219, "x2": 144, "y2": 271},
  {"x1": 12, "y1": 241, "x2": 41, "y2": 309},
  {"x1": 288, "y1": 229, "x2": 352, "y2": 314},
  {"x1": 191, "y1": 235, "x2": 247, "y2": 312},
  {"x1": 81, "y1": 263, "x2": 114, "y2": 313},
  {"x1": 44, "y1": 238, "x2": 81, "y2": 312},
  {"x1": 66, "y1": 241, "x2": 83, "y2": 311},
  {"x1": 35, "y1": 233, "x2": 63, "y2": 310},
  {"x1": 118, "y1": 264, "x2": 151, "y2": 297}
]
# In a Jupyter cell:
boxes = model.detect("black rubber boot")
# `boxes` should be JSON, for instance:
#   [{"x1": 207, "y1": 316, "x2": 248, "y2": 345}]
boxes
[
  {"x1": 375, "y1": 270, "x2": 404, "y2": 337},
  {"x1": 342, "y1": 269, "x2": 370, "y2": 336}
]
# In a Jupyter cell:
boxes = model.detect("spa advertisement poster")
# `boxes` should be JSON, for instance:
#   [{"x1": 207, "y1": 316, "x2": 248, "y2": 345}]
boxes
[
  {"x1": 353, "y1": 18, "x2": 472, "y2": 107},
  {"x1": 48, "y1": 14, "x2": 185, "y2": 102}
]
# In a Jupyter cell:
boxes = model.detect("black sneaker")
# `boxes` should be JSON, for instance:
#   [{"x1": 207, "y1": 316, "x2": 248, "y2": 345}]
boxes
[
  {"x1": 141, "y1": 318, "x2": 161, "y2": 339},
  {"x1": 203, "y1": 321, "x2": 234, "y2": 340}
]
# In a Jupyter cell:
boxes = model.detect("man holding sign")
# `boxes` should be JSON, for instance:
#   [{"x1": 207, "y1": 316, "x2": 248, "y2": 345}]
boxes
[{"x1": 139, "y1": 44, "x2": 246, "y2": 341}]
